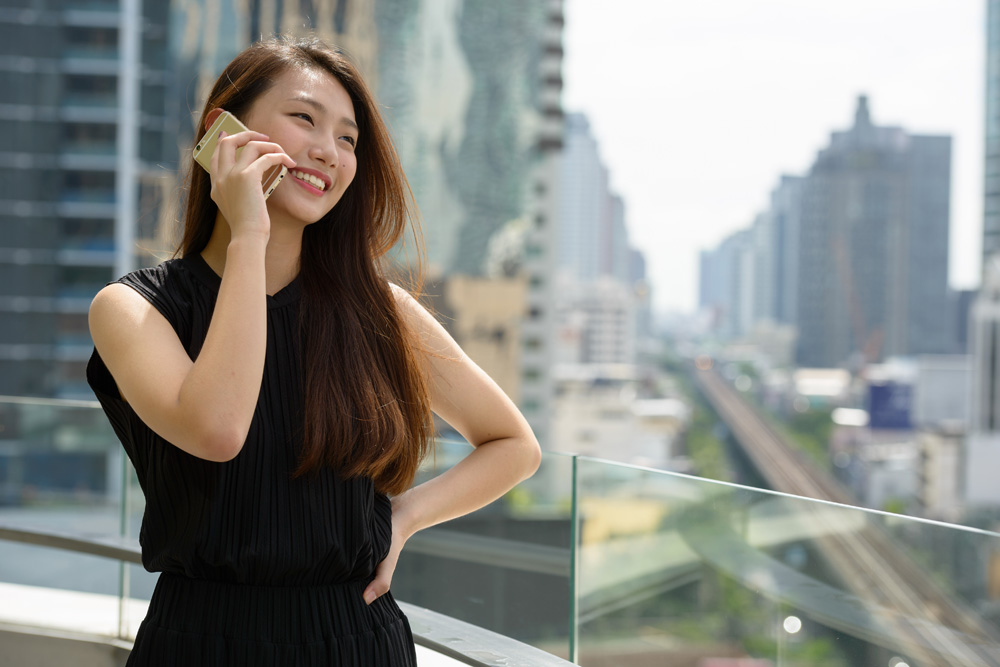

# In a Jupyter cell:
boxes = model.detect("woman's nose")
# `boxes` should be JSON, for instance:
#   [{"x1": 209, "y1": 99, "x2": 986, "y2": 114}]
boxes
[{"x1": 308, "y1": 136, "x2": 338, "y2": 166}]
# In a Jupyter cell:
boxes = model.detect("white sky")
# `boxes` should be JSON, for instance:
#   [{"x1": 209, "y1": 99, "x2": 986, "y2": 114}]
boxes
[{"x1": 563, "y1": 0, "x2": 985, "y2": 315}]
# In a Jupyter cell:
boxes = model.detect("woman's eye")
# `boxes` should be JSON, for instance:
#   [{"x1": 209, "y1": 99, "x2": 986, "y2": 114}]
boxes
[
  {"x1": 293, "y1": 113, "x2": 313, "y2": 124},
  {"x1": 341, "y1": 136, "x2": 357, "y2": 148}
]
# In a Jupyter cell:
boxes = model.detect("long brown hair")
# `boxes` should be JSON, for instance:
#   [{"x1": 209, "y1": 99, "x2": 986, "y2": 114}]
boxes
[{"x1": 180, "y1": 36, "x2": 432, "y2": 496}]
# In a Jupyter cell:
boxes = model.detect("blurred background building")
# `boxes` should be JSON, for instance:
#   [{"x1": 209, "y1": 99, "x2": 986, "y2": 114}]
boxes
[
  {"x1": 0, "y1": 0, "x2": 173, "y2": 398},
  {"x1": 986, "y1": 0, "x2": 1000, "y2": 263},
  {"x1": 700, "y1": 96, "x2": 956, "y2": 369},
  {"x1": 965, "y1": 0, "x2": 1000, "y2": 508}
]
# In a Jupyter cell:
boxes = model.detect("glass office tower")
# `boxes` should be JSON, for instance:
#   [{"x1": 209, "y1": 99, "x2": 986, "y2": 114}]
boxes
[{"x1": 0, "y1": 0, "x2": 173, "y2": 397}]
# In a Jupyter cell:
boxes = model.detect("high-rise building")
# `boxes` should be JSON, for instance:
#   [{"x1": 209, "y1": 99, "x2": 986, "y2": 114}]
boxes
[
  {"x1": 373, "y1": 0, "x2": 560, "y2": 279},
  {"x1": 795, "y1": 96, "x2": 952, "y2": 368},
  {"x1": 701, "y1": 100, "x2": 951, "y2": 369},
  {"x1": 986, "y1": 0, "x2": 1000, "y2": 263},
  {"x1": 966, "y1": 0, "x2": 1000, "y2": 506},
  {"x1": 558, "y1": 112, "x2": 606, "y2": 283},
  {"x1": 771, "y1": 175, "x2": 803, "y2": 327},
  {"x1": 604, "y1": 194, "x2": 630, "y2": 285},
  {"x1": 971, "y1": 256, "x2": 1000, "y2": 431},
  {"x1": 966, "y1": 257, "x2": 1000, "y2": 504},
  {"x1": 0, "y1": 0, "x2": 172, "y2": 398},
  {"x1": 370, "y1": 0, "x2": 565, "y2": 442},
  {"x1": 518, "y1": 0, "x2": 565, "y2": 444},
  {"x1": 950, "y1": 287, "x2": 976, "y2": 354},
  {"x1": 555, "y1": 111, "x2": 650, "y2": 369},
  {"x1": 554, "y1": 276, "x2": 635, "y2": 365},
  {"x1": 751, "y1": 210, "x2": 776, "y2": 325},
  {"x1": 699, "y1": 227, "x2": 754, "y2": 340}
]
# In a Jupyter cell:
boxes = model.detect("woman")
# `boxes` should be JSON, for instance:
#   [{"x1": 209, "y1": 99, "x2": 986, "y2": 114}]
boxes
[{"x1": 86, "y1": 36, "x2": 540, "y2": 665}]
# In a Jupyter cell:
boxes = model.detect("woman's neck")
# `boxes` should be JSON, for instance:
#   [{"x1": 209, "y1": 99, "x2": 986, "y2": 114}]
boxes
[{"x1": 200, "y1": 212, "x2": 304, "y2": 296}]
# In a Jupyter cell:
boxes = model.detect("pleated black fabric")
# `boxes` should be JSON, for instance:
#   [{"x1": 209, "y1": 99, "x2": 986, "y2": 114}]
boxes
[{"x1": 86, "y1": 254, "x2": 416, "y2": 666}]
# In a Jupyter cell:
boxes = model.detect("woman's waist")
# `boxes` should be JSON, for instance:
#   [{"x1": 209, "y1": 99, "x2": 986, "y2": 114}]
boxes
[{"x1": 144, "y1": 572, "x2": 403, "y2": 643}]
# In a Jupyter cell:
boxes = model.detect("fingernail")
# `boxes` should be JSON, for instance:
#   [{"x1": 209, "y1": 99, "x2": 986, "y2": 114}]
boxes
[
  {"x1": 364, "y1": 591, "x2": 376, "y2": 605},
  {"x1": 218, "y1": 130, "x2": 226, "y2": 138}
]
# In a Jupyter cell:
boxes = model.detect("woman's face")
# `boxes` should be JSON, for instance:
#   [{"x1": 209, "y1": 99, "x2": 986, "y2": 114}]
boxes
[{"x1": 240, "y1": 66, "x2": 359, "y2": 226}]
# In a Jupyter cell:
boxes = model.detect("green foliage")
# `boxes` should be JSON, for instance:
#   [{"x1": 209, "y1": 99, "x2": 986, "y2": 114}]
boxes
[
  {"x1": 783, "y1": 637, "x2": 845, "y2": 667},
  {"x1": 687, "y1": 412, "x2": 731, "y2": 482},
  {"x1": 656, "y1": 356, "x2": 732, "y2": 482},
  {"x1": 504, "y1": 485, "x2": 535, "y2": 512},
  {"x1": 756, "y1": 406, "x2": 834, "y2": 471},
  {"x1": 882, "y1": 497, "x2": 907, "y2": 515}
]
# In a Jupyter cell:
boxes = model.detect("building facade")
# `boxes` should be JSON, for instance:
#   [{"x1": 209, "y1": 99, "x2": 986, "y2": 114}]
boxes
[
  {"x1": 699, "y1": 227, "x2": 754, "y2": 340},
  {"x1": 0, "y1": 0, "x2": 173, "y2": 397},
  {"x1": 558, "y1": 113, "x2": 606, "y2": 283},
  {"x1": 796, "y1": 96, "x2": 952, "y2": 368},
  {"x1": 986, "y1": 0, "x2": 1000, "y2": 263},
  {"x1": 771, "y1": 175, "x2": 803, "y2": 327},
  {"x1": 702, "y1": 97, "x2": 952, "y2": 369}
]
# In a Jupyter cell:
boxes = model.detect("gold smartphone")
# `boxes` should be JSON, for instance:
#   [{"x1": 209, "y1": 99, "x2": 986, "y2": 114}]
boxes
[{"x1": 193, "y1": 111, "x2": 287, "y2": 199}]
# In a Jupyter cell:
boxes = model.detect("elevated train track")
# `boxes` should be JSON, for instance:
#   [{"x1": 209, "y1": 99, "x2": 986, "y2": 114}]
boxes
[{"x1": 693, "y1": 365, "x2": 1000, "y2": 666}]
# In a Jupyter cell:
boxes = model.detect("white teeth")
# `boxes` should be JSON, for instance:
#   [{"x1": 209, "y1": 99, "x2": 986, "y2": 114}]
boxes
[{"x1": 292, "y1": 170, "x2": 326, "y2": 191}]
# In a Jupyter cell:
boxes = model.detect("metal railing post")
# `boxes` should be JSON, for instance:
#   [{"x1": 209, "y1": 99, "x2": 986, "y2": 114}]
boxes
[{"x1": 569, "y1": 454, "x2": 579, "y2": 663}]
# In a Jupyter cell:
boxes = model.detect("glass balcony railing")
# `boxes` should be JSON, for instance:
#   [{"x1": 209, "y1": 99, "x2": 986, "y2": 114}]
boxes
[{"x1": 2, "y1": 395, "x2": 1000, "y2": 666}]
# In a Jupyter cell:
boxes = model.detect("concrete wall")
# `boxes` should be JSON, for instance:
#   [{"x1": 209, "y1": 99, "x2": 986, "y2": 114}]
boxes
[{"x1": 0, "y1": 625, "x2": 130, "y2": 667}]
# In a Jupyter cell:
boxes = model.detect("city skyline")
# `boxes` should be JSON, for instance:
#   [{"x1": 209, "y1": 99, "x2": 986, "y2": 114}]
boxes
[{"x1": 564, "y1": 0, "x2": 983, "y2": 316}]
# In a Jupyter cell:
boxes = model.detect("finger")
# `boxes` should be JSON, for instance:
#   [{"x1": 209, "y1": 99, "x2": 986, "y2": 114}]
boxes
[
  {"x1": 214, "y1": 131, "x2": 272, "y2": 172},
  {"x1": 363, "y1": 561, "x2": 394, "y2": 605},
  {"x1": 363, "y1": 580, "x2": 385, "y2": 605},
  {"x1": 226, "y1": 130, "x2": 271, "y2": 144},
  {"x1": 244, "y1": 150, "x2": 297, "y2": 179},
  {"x1": 233, "y1": 141, "x2": 296, "y2": 170},
  {"x1": 209, "y1": 130, "x2": 226, "y2": 177}
]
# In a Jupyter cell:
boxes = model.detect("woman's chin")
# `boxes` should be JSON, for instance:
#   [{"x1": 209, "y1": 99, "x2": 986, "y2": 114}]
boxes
[{"x1": 266, "y1": 200, "x2": 335, "y2": 230}]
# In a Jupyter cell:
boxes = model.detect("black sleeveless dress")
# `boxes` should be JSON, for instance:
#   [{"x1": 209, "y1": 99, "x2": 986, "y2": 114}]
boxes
[{"x1": 86, "y1": 254, "x2": 417, "y2": 666}]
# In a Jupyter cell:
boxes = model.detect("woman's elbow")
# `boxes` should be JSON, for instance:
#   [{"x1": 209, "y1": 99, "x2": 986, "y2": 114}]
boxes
[
  {"x1": 520, "y1": 435, "x2": 542, "y2": 480},
  {"x1": 189, "y1": 423, "x2": 248, "y2": 462}
]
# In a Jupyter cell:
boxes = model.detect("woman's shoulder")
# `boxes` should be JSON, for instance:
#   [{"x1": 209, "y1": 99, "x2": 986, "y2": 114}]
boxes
[
  {"x1": 116, "y1": 255, "x2": 216, "y2": 297},
  {"x1": 98, "y1": 255, "x2": 218, "y2": 313},
  {"x1": 91, "y1": 255, "x2": 218, "y2": 344},
  {"x1": 387, "y1": 282, "x2": 427, "y2": 325}
]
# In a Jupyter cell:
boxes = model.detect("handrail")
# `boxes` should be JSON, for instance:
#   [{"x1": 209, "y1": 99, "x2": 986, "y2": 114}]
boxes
[
  {"x1": 0, "y1": 522, "x2": 576, "y2": 667},
  {"x1": 406, "y1": 527, "x2": 570, "y2": 577}
]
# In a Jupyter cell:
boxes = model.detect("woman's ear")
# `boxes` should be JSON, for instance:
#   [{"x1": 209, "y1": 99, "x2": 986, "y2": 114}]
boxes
[{"x1": 204, "y1": 107, "x2": 225, "y2": 132}]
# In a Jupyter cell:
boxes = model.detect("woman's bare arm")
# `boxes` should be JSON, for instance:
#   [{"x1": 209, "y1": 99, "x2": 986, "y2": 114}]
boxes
[
  {"x1": 89, "y1": 130, "x2": 294, "y2": 462},
  {"x1": 89, "y1": 238, "x2": 268, "y2": 462},
  {"x1": 363, "y1": 285, "x2": 541, "y2": 603}
]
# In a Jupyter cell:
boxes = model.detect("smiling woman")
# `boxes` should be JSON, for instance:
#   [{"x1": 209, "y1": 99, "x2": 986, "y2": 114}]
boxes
[{"x1": 84, "y1": 36, "x2": 540, "y2": 667}]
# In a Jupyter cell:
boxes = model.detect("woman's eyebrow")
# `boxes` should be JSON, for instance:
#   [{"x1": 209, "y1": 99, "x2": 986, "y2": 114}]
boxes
[
  {"x1": 290, "y1": 94, "x2": 325, "y2": 111},
  {"x1": 289, "y1": 94, "x2": 358, "y2": 131}
]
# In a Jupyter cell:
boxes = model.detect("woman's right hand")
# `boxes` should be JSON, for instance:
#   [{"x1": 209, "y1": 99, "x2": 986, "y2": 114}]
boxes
[{"x1": 208, "y1": 129, "x2": 296, "y2": 241}]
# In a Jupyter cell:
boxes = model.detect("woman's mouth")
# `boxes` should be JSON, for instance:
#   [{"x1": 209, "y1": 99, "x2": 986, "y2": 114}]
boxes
[{"x1": 290, "y1": 170, "x2": 328, "y2": 194}]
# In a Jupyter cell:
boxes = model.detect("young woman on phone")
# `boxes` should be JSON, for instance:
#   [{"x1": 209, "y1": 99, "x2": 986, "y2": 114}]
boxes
[{"x1": 86, "y1": 36, "x2": 540, "y2": 666}]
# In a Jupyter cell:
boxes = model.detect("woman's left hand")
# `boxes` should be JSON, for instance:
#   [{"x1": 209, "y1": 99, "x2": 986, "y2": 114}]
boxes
[{"x1": 363, "y1": 514, "x2": 407, "y2": 605}]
